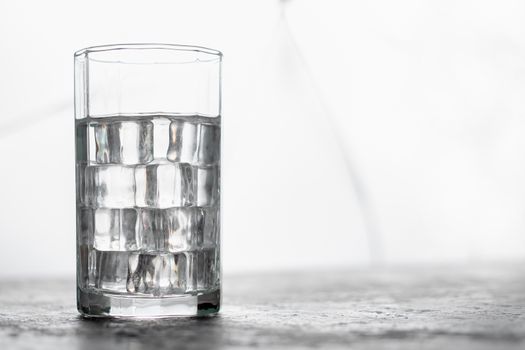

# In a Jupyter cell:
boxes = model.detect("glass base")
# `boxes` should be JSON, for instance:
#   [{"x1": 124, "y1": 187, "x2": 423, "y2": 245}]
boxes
[{"x1": 77, "y1": 288, "x2": 220, "y2": 318}]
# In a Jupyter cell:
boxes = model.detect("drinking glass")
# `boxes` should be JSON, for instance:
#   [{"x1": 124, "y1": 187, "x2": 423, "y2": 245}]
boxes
[{"x1": 74, "y1": 44, "x2": 222, "y2": 317}]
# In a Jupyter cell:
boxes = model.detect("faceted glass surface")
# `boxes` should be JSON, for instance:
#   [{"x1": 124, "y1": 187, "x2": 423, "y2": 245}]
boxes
[{"x1": 75, "y1": 44, "x2": 221, "y2": 317}]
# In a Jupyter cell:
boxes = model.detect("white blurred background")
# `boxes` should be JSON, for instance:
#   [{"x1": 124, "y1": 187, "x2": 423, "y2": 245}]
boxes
[{"x1": 1, "y1": 0, "x2": 525, "y2": 277}]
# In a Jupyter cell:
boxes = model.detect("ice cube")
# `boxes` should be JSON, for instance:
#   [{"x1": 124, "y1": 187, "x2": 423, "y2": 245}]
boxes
[
  {"x1": 88, "y1": 124, "x2": 97, "y2": 162},
  {"x1": 170, "y1": 253, "x2": 187, "y2": 291},
  {"x1": 93, "y1": 209, "x2": 139, "y2": 251},
  {"x1": 136, "y1": 209, "x2": 164, "y2": 251},
  {"x1": 78, "y1": 246, "x2": 97, "y2": 289},
  {"x1": 93, "y1": 121, "x2": 153, "y2": 165},
  {"x1": 194, "y1": 207, "x2": 220, "y2": 248},
  {"x1": 162, "y1": 207, "x2": 195, "y2": 252},
  {"x1": 126, "y1": 253, "x2": 187, "y2": 295},
  {"x1": 135, "y1": 163, "x2": 193, "y2": 208},
  {"x1": 76, "y1": 164, "x2": 87, "y2": 205},
  {"x1": 152, "y1": 118, "x2": 171, "y2": 159},
  {"x1": 94, "y1": 123, "x2": 110, "y2": 163},
  {"x1": 185, "y1": 249, "x2": 218, "y2": 292},
  {"x1": 77, "y1": 208, "x2": 94, "y2": 246},
  {"x1": 77, "y1": 245, "x2": 90, "y2": 288},
  {"x1": 93, "y1": 209, "x2": 119, "y2": 250},
  {"x1": 167, "y1": 120, "x2": 198, "y2": 163},
  {"x1": 198, "y1": 249, "x2": 218, "y2": 290},
  {"x1": 87, "y1": 248, "x2": 97, "y2": 287},
  {"x1": 75, "y1": 122, "x2": 89, "y2": 163},
  {"x1": 193, "y1": 166, "x2": 219, "y2": 207},
  {"x1": 126, "y1": 252, "x2": 143, "y2": 293},
  {"x1": 93, "y1": 250, "x2": 131, "y2": 293},
  {"x1": 84, "y1": 165, "x2": 136, "y2": 208},
  {"x1": 196, "y1": 123, "x2": 220, "y2": 165}
]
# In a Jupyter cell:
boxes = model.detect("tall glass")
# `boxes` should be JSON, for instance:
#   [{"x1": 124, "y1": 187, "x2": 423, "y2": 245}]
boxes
[{"x1": 74, "y1": 44, "x2": 222, "y2": 317}]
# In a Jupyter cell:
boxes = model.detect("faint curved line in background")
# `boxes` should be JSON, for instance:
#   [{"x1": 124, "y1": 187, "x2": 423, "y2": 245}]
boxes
[
  {"x1": 0, "y1": 100, "x2": 70, "y2": 138},
  {"x1": 280, "y1": 1, "x2": 384, "y2": 265}
]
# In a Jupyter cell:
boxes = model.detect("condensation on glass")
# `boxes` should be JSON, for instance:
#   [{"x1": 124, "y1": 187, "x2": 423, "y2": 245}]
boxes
[{"x1": 74, "y1": 44, "x2": 222, "y2": 317}]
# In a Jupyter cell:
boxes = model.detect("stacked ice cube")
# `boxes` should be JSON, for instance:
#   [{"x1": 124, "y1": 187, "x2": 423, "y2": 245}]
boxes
[{"x1": 76, "y1": 115, "x2": 220, "y2": 297}]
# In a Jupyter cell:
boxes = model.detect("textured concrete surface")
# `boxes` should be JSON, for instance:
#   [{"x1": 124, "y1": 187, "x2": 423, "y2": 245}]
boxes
[{"x1": 0, "y1": 265, "x2": 524, "y2": 349}]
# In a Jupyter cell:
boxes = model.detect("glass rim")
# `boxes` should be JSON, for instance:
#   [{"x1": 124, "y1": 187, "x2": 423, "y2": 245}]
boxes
[{"x1": 74, "y1": 43, "x2": 222, "y2": 63}]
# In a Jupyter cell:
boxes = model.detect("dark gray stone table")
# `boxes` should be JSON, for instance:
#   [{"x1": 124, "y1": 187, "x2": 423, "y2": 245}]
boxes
[{"x1": 1, "y1": 265, "x2": 524, "y2": 349}]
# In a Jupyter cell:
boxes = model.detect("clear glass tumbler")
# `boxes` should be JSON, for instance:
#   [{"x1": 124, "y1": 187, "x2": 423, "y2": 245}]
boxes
[{"x1": 75, "y1": 44, "x2": 222, "y2": 317}]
